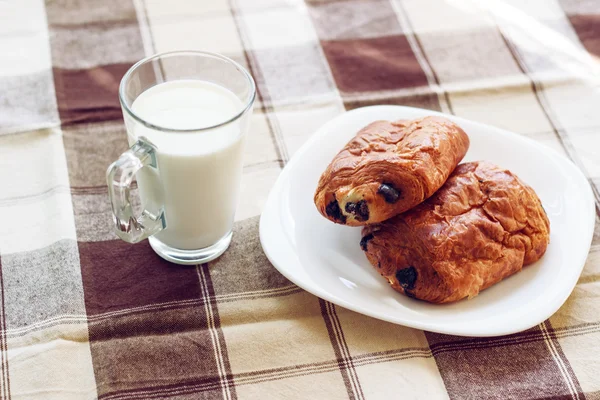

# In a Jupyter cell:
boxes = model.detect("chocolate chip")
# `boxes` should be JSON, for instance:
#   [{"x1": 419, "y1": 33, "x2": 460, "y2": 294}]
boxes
[
  {"x1": 377, "y1": 183, "x2": 401, "y2": 203},
  {"x1": 344, "y1": 200, "x2": 370, "y2": 221},
  {"x1": 404, "y1": 290, "x2": 417, "y2": 299},
  {"x1": 326, "y1": 200, "x2": 346, "y2": 224},
  {"x1": 360, "y1": 233, "x2": 374, "y2": 251},
  {"x1": 396, "y1": 266, "x2": 417, "y2": 290},
  {"x1": 345, "y1": 202, "x2": 356, "y2": 214},
  {"x1": 357, "y1": 200, "x2": 369, "y2": 221}
]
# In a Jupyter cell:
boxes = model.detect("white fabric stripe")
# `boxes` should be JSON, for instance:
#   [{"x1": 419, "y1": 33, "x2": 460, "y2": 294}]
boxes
[
  {"x1": 0, "y1": 186, "x2": 71, "y2": 206},
  {"x1": 85, "y1": 284, "x2": 299, "y2": 320},
  {"x1": 540, "y1": 322, "x2": 580, "y2": 399},
  {"x1": 326, "y1": 302, "x2": 363, "y2": 400},
  {"x1": 0, "y1": 277, "x2": 8, "y2": 400},
  {"x1": 197, "y1": 266, "x2": 232, "y2": 400},
  {"x1": 326, "y1": 302, "x2": 359, "y2": 399},
  {"x1": 0, "y1": 264, "x2": 8, "y2": 399},
  {"x1": 215, "y1": 285, "x2": 300, "y2": 299},
  {"x1": 235, "y1": 350, "x2": 432, "y2": 382},
  {"x1": 428, "y1": 325, "x2": 596, "y2": 352}
]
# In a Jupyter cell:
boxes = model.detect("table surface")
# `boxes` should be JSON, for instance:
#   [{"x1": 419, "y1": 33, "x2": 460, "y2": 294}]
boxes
[{"x1": 2, "y1": 0, "x2": 600, "y2": 399}]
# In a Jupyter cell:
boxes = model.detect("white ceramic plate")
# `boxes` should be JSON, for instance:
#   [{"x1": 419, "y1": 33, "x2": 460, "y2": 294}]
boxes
[{"x1": 259, "y1": 106, "x2": 595, "y2": 337}]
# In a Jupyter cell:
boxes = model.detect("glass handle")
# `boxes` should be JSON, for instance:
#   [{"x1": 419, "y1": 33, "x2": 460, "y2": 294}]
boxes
[{"x1": 106, "y1": 139, "x2": 165, "y2": 243}]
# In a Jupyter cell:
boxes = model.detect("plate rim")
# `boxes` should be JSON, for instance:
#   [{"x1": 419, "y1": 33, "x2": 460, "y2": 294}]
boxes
[{"x1": 259, "y1": 105, "x2": 596, "y2": 337}]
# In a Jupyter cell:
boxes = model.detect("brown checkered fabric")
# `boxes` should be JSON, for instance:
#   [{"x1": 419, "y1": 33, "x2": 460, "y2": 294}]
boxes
[{"x1": 1, "y1": 0, "x2": 599, "y2": 398}]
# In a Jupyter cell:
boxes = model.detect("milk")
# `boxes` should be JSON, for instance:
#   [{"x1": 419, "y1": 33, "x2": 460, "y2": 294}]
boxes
[{"x1": 129, "y1": 80, "x2": 246, "y2": 250}]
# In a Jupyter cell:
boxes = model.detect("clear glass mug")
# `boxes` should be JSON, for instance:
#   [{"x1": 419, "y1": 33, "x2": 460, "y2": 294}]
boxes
[{"x1": 106, "y1": 51, "x2": 255, "y2": 264}]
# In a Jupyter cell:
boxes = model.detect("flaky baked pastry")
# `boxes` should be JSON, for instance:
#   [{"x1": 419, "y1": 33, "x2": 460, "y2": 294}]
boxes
[
  {"x1": 361, "y1": 161, "x2": 550, "y2": 303},
  {"x1": 314, "y1": 116, "x2": 469, "y2": 226}
]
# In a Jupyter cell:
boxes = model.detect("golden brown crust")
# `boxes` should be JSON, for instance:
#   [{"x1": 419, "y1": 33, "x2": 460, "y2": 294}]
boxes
[
  {"x1": 314, "y1": 116, "x2": 470, "y2": 226},
  {"x1": 361, "y1": 161, "x2": 550, "y2": 303}
]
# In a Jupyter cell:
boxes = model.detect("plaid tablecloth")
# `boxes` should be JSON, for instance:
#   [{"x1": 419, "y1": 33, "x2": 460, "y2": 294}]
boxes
[{"x1": 1, "y1": 0, "x2": 600, "y2": 398}]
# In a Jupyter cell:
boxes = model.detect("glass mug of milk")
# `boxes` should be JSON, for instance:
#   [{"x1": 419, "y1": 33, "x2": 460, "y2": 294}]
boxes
[{"x1": 106, "y1": 51, "x2": 255, "y2": 264}]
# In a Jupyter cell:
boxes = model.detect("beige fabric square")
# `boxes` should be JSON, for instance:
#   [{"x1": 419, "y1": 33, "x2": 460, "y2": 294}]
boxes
[
  {"x1": 236, "y1": 370, "x2": 348, "y2": 400},
  {"x1": 399, "y1": 0, "x2": 494, "y2": 34},
  {"x1": 276, "y1": 98, "x2": 344, "y2": 157},
  {"x1": 7, "y1": 324, "x2": 97, "y2": 400},
  {"x1": 558, "y1": 331, "x2": 600, "y2": 394},
  {"x1": 549, "y1": 219, "x2": 600, "y2": 329},
  {"x1": 568, "y1": 127, "x2": 600, "y2": 178},
  {"x1": 241, "y1": 6, "x2": 318, "y2": 50},
  {"x1": 219, "y1": 291, "x2": 337, "y2": 372},
  {"x1": 501, "y1": 0, "x2": 569, "y2": 20},
  {"x1": 334, "y1": 307, "x2": 430, "y2": 356},
  {"x1": 235, "y1": 0, "x2": 289, "y2": 13},
  {"x1": 333, "y1": 307, "x2": 447, "y2": 399},
  {"x1": 550, "y1": 283, "x2": 600, "y2": 329},
  {"x1": 0, "y1": 128, "x2": 76, "y2": 253},
  {"x1": 520, "y1": 129, "x2": 569, "y2": 158},
  {"x1": 236, "y1": 164, "x2": 281, "y2": 221},
  {"x1": 0, "y1": 128, "x2": 69, "y2": 200},
  {"x1": 145, "y1": 0, "x2": 232, "y2": 17},
  {"x1": 146, "y1": 3, "x2": 244, "y2": 56},
  {"x1": 0, "y1": 0, "x2": 53, "y2": 76},
  {"x1": 543, "y1": 82, "x2": 600, "y2": 132},
  {"x1": 450, "y1": 86, "x2": 555, "y2": 135},
  {"x1": 579, "y1": 219, "x2": 600, "y2": 282},
  {"x1": 355, "y1": 358, "x2": 449, "y2": 400},
  {"x1": 243, "y1": 112, "x2": 280, "y2": 167},
  {"x1": 0, "y1": 192, "x2": 76, "y2": 255}
]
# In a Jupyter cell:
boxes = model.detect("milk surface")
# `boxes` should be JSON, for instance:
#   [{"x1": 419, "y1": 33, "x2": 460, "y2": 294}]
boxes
[{"x1": 130, "y1": 80, "x2": 245, "y2": 250}]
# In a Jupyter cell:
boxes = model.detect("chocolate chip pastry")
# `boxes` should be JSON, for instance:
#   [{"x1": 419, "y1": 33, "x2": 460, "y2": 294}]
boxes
[
  {"x1": 314, "y1": 116, "x2": 470, "y2": 226},
  {"x1": 361, "y1": 161, "x2": 550, "y2": 303}
]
